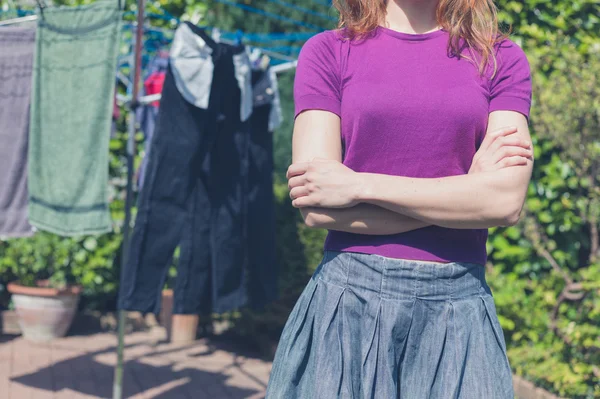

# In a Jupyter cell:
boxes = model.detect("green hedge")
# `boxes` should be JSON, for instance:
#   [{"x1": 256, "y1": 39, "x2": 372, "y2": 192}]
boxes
[{"x1": 484, "y1": 42, "x2": 600, "y2": 397}]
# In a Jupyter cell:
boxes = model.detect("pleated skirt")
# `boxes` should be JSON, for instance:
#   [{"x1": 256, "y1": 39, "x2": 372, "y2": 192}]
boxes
[{"x1": 265, "y1": 251, "x2": 514, "y2": 399}]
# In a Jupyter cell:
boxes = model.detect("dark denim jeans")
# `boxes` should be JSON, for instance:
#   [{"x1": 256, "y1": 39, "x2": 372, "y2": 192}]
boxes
[
  {"x1": 118, "y1": 28, "x2": 249, "y2": 315},
  {"x1": 246, "y1": 101, "x2": 278, "y2": 309},
  {"x1": 119, "y1": 24, "x2": 279, "y2": 315}
]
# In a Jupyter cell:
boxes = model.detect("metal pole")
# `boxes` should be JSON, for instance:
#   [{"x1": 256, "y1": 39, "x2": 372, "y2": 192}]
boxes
[{"x1": 113, "y1": 0, "x2": 145, "y2": 397}]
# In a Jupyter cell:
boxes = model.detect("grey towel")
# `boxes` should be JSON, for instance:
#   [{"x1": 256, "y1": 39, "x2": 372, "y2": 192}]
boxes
[
  {"x1": 28, "y1": 1, "x2": 122, "y2": 236},
  {"x1": 0, "y1": 28, "x2": 36, "y2": 237}
]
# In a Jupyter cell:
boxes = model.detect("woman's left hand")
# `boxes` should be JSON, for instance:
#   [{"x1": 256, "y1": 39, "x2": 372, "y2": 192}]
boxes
[{"x1": 287, "y1": 158, "x2": 363, "y2": 208}]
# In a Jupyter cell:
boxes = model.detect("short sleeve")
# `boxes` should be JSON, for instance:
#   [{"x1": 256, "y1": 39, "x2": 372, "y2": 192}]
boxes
[
  {"x1": 489, "y1": 40, "x2": 532, "y2": 120},
  {"x1": 294, "y1": 31, "x2": 342, "y2": 118}
]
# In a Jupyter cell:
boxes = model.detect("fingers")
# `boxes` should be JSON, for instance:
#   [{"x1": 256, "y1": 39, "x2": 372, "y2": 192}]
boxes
[
  {"x1": 287, "y1": 158, "x2": 337, "y2": 180},
  {"x1": 480, "y1": 126, "x2": 519, "y2": 152},
  {"x1": 494, "y1": 136, "x2": 531, "y2": 149},
  {"x1": 488, "y1": 135, "x2": 531, "y2": 155},
  {"x1": 492, "y1": 145, "x2": 533, "y2": 164},
  {"x1": 286, "y1": 162, "x2": 310, "y2": 179},
  {"x1": 498, "y1": 156, "x2": 530, "y2": 168},
  {"x1": 289, "y1": 186, "x2": 309, "y2": 200},
  {"x1": 292, "y1": 196, "x2": 314, "y2": 208},
  {"x1": 287, "y1": 175, "x2": 307, "y2": 189}
]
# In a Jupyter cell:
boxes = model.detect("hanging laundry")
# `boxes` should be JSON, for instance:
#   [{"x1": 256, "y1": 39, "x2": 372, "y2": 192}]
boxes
[
  {"x1": 136, "y1": 55, "x2": 167, "y2": 189},
  {"x1": 28, "y1": 0, "x2": 122, "y2": 236},
  {"x1": 144, "y1": 71, "x2": 166, "y2": 108},
  {"x1": 0, "y1": 27, "x2": 35, "y2": 238},
  {"x1": 245, "y1": 67, "x2": 281, "y2": 308},
  {"x1": 169, "y1": 22, "x2": 254, "y2": 122},
  {"x1": 245, "y1": 48, "x2": 283, "y2": 132},
  {"x1": 111, "y1": 90, "x2": 120, "y2": 138},
  {"x1": 119, "y1": 22, "x2": 255, "y2": 315},
  {"x1": 268, "y1": 68, "x2": 283, "y2": 131},
  {"x1": 144, "y1": 52, "x2": 169, "y2": 78}
]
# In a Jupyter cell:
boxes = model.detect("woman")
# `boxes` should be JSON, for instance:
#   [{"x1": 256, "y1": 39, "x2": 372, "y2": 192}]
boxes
[{"x1": 266, "y1": 0, "x2": 533, "y2": 397}]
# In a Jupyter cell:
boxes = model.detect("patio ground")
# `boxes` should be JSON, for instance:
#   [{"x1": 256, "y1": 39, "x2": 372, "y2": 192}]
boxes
[{"x1": 0, "y1": 328, "x2": 271, "y2": 399}]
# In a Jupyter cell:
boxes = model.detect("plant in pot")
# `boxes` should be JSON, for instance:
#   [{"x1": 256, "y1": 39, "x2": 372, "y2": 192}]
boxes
[{"x1": 1, "y1": 232, "x2": 82, "y2": 342}]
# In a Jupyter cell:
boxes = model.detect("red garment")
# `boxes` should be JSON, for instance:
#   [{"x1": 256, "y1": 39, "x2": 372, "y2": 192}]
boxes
[
  {"x1": 144, "y1": 72, "x2": 166, "y2": 108},
  {"x1": 113, "y1": 92, "x2": 120, "y2": 119}
]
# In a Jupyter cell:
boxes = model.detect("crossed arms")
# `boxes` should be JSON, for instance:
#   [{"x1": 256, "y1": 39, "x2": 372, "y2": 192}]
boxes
[{"x1": 287, "y1": 110, "x2": 534, "y2": 234}]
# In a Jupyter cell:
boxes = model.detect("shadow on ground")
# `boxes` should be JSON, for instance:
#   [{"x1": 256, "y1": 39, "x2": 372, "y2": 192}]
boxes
[
  {"x1": 11, "y1": 338, "x2": 267, "y2": 399},
  {"x1": 0, "y1": 334, "x2": 19, "y2": 344}
]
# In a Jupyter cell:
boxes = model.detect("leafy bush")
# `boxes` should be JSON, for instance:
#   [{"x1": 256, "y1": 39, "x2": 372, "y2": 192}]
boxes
[
  {"x1": 0, "y1": 232, "x2": 122, "y2": 309},
  {"x1": 487, "y1": 42, "x2": 600, "y2": 398}
]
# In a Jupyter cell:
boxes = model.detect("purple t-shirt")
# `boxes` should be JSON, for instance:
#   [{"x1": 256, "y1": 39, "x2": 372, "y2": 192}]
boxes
[{"x1": 294, "y1": 27, "x2": 532, "y2": 266}]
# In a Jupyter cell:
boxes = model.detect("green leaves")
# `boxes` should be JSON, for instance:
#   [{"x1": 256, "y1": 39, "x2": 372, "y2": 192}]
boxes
[{"x1": 487, "y1": 24, "x2": 600, "y2": 396}]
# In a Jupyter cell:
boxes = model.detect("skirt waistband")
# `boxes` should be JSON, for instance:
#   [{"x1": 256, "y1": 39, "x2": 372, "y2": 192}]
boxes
[{"x1": 317, "y1": 251, "x2": 491, "y2": 301}]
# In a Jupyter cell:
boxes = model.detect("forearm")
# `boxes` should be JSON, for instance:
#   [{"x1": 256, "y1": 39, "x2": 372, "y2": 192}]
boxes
[
  {"x1": 301, "y1": 204, "x2": 429, "y2": 235},
  {"x1": 359, "y1": 167, "x2": 531, "y2": 229}
]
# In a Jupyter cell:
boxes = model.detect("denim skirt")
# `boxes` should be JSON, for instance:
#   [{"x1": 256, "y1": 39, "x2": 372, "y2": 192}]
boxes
[{"x1": 265, "y1": 251, "x2": 514, "y2": 399}]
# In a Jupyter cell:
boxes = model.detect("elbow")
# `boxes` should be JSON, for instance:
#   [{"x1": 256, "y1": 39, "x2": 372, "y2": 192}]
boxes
[
  {"x1": 493, "y1": 198, "x2": 525, "y2": 227},
  {"x1": 482, "y1": 174, "x2": 529, "y2": 227},
  {"x1": 501, "y1": 207, "x2": 522, "y2": 227}
]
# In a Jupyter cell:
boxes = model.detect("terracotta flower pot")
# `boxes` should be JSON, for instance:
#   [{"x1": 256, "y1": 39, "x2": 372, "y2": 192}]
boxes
[
  {"x1": 158, "y1": 289, "x2": 199, "y2": 343},
  {"x1": 170, "y1": 314, "x2": 199, "y2": 343},
  {"x1": 7, "y1": 281, "x2": 81, "y2": 342},
  {"x1": 159, "y1": 289, "x2": 174, "y2": 339}
]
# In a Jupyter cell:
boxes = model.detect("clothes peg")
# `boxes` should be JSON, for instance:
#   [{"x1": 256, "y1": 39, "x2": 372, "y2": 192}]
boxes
[
  {"x1": 212, "y1": 27, "x2": 221, "y2": 42},
  {"x1": 35, "y1": 0, "x2": 46, "y2": 21},
  {"x1": 235, "y1": 29, "x2": 243, "y2": 45},
  {"x1": 259, "y1": 54, "x2": 271, "y2": 71}
]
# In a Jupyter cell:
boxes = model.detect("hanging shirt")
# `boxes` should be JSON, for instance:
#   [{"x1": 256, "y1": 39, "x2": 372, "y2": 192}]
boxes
[
  {"x1": 251, "y1": 65, "x2": 283, "y2": 131},
  {"x1": 170, "y1": 22, "x2": 253, "y2": 122},
  {"x1": 294, "y1": 28, "x2": 532, "y2": 266},
  {"x1": 144, "y1": 71, "x2": 165, "y2": 108}
]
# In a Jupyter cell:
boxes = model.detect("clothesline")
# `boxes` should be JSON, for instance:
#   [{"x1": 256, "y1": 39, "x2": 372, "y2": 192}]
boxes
[
  {"x1": 0, "y1": 13, "x2": 301, "y2": 78},
  {"x1": 263, "y1": 0, "x2": 336, "y2": 22},
  {"x1": 0, "y1": 9, "x2": 301, "y2": 116},
  {"x1": 0, "y1": 14, "x2": 37, "y2": 25},
  {"x1": 0, "y1": 13, "x2": 313, "y2": 47},
  {"x1": 116, "y1": 59, "x2": 298, "y2": 107},
  {"x1": 211, "y1": 0, "x2": 325, "y2": 31},
  {"x1": 271, "y1": 59, "x2": 298, "y2": 73},
  {"x1": 119, "y1": 22, "x2": 300, "y2": 61},
  {"x1": 0, "y1": 9, "x2": 321, "y2": 43},
  {"x1": 116, "y1": 92, "x2": 160, "y2": 106}
]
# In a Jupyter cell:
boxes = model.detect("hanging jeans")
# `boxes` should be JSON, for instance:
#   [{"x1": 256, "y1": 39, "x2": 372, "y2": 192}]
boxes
[
  {"x1": 119, "y1": 25, "x2": 252, "y2": 315},
  {"x1": 245, "y1": 69, "x2": 279, "y2": 308},
  {"x1": 0, "y1": 28, "x2": 35, "y2": 237}
]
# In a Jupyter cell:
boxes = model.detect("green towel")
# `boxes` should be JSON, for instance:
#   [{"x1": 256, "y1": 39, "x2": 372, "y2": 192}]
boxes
[{"x1": 28, "y1": 1, "x2": 121, "y2": 236}]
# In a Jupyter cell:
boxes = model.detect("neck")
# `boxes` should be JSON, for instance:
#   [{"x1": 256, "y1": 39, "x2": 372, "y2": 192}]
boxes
[{"x1": 384, "y1": 0, "x2": 440, "y2": 34}]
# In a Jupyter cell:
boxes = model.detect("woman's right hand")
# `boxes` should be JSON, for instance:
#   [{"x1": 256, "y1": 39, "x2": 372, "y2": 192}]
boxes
[{"x1": 469, "y1": 126, "x2": 533, "y2": 174}]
